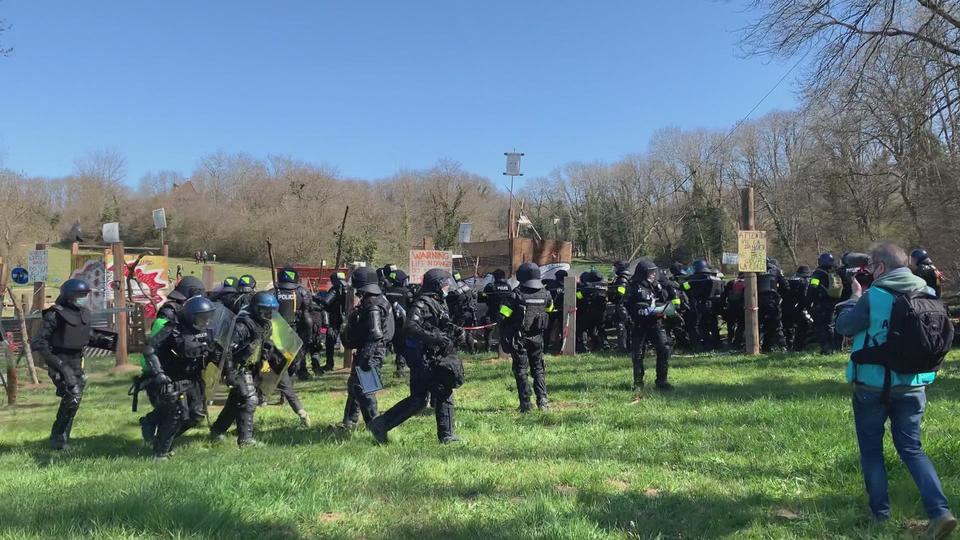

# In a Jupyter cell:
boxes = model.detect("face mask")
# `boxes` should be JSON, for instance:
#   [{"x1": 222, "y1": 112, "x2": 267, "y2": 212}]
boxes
[
  {"x1": 440, "y1": 286, "x2": 450, "y2": 298},
  {"x1": 74, "y1": 296, "x2": 89, "y2": 308}
]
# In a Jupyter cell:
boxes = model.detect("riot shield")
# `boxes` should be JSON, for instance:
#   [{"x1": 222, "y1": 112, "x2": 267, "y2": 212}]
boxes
[
  {"x1": 256, "y1": 316, "x2": 303, "y2": 401},
  {"x1": 203, "y1": 304, "x2": 238, "y2": 407}
]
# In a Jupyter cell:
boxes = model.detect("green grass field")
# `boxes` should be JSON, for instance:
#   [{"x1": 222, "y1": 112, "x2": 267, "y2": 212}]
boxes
[{"x1": 3, "y1": 351, "x2": 960, "y2": 539}]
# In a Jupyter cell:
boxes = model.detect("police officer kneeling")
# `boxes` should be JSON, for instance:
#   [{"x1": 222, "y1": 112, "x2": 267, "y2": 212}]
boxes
[
  {"x1": 368, "y1": 268, "x2": 463, "y2": 444},
  {"x1": 32, "y1": 279, "x2": 117, "y2": 450},
  {"x1": 142, "y1": 296, "x2": 217, "y2": 460},
  {"x1": 500, "y1": 263, "x2": 553, "y2": 412}
]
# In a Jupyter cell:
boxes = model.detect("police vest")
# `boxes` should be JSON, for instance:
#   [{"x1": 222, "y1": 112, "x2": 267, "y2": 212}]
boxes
[
  {"x1": 684, "y1": 274, "x2": 722, "y2": 301},
  {"x1": 159, "y1": 327, "x2": 212, "y2": 378},
  {"x1": 757, "y1": 273, "x2": 777, "y2": 294},
  {"x1": 49, "y1": 305, "x2": 92, "y2": 351},
  {"x1": 502, "y1": 288, "x2": 551, "y2": 335},
  {"x1": 275, "y1": 284, "x2": 298, "y2": 324},
  {"x1": 786, "y1": 277, "x2": 808, "y2": 300}
]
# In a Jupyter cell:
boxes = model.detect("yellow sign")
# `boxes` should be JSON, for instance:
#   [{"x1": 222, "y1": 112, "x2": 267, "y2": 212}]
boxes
[{"x1": 737, "y1": 230, "x2": 767, "y2": 273}]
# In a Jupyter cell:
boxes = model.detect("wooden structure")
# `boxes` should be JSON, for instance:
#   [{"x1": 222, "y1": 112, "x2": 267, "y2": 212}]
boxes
[
  {"x1": 460, "y1": 238, "x2": 572, "y2": 277},
  {"x1": 741, "y1": 188, "x2": 761, "y2": 355}
]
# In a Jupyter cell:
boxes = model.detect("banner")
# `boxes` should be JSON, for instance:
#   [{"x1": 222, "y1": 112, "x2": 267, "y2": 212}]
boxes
[
  {"x1": 457, "y1": 223, "x2": 472, "y2": 244},
  {"x1": 737, "y1": 231, "x2": 767, "y2": 273},
  {"x1": 408, "y1": 250, "x2": 453, "y2": 285},
  {"x1": 105, "y1": 254, "x2": 171, "y2": 319},
  {"x1": 71, "y1": 254, "x2": 108, "y2": 311}
]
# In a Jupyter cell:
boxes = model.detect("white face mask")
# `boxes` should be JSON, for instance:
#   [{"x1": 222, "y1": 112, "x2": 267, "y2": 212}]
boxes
[{"x1": 74, "y1": 295, "x2": 90, "y2": 307}]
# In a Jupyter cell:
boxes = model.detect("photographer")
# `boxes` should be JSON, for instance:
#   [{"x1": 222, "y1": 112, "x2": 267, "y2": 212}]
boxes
[{"x1": 835, "y1": 242, "x2": 955, "y2": 535}]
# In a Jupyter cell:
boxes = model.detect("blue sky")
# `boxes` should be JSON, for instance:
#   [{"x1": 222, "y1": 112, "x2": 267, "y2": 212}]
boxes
[{"x1": 0, "y1": 1, "x2": 800, "y2": 189}]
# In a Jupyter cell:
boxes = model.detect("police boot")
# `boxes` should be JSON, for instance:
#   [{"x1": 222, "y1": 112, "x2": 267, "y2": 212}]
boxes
[
  {"x1": 440, "y1": 435, "x2": 462, "y2": 444},
  {"x1": 537, "y1": 398, "x2": 551, "y2": 412},
  {"x1": 139, "y1": 416, "x2": 156, "y2": 444},
  {"x1": 297, "y1": 409, "x2": 311, "y2": 428},
  {"x1": 367, "y1": 416, "x2": 388, "y2": 445},
  {"x1": 518, "y1": 399, "x2": 533, "y2": 413},
  {"x1": 311, "y1": 356, "x2": 323, "y2": 377}
]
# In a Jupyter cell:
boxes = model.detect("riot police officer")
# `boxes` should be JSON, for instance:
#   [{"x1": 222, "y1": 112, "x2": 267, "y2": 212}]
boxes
[
  {"x1": 143, "y1": 296, "x2": 217, "y2": 459},
  {"x1": 481, "y1": 269, "x2": 513, "y2": 351},
  {"x1": 318, "y1": 271, "x2": 348, "y2": 373},
  {"x1": 384, "y1": 269, "x2": 413, "y2": 377},
  {"x1": 446, "y1": 271, "x2": 478, "y2": 353},
  {"x1": 210, "y1": 291, "x2": 280, "y2": 447},
  {"x1": 576, "y1": 270, "x2": 608, "y2": 352},
  {"x1": 229, "y1": 274, "x2": 258, "y2": 314},
  {"x1": 368, "y1": 268, "x2": 462, "y2": 444},
  {"x1": 807, "y1": 253, "x2": 841, "y2": 355},
  {"x1": 210, "y1": 276, "x2": 239, "y2": 306},
  {"x1": 273, "y1": 267, "x2": 315, "y2": 381},
  {"x1": 626, "y1": 261, "x2": 674, "y2": 392},
  {"x1": 340, "y1": 267, "x2": 394, "y2": 428},
  {"x1": 757, "y1": 259, "x2": 788, "y2": 351},
  {"x1": 720, "y1": 274, "x2": 746, "y2": 349},
  {"x1": 32, "y1": 279, "x2": 117, "y2": 450},
  {"x1": 783, "y1": 266, "x2": 812, "y2": 351},
  {"x1": 683, "y1": 260, "x2": 723, "y2": 351},
  {"x1": 500, "y1": 263, "x2": 553, "y2": 412},
  {"x1": 152, "y1": 276, "x2": 206, "y2": 333},
  {"x1": 607, "y1": 261, "x2": 632, "y2": 352},
  {"x1": 544, "y1": 269, "x2": 568, "y2": 353},
  {"x1": 661, "y1": 264, "x2": 690, "y2": 350},
  {"x1": 911, "y1": 248, "x2": 943, "y2": 298}
]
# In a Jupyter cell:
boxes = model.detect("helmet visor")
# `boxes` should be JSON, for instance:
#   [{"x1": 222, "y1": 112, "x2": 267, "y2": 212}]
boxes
[{"x1": 191, "y1": 310, "x2": 216, "y2": 331}]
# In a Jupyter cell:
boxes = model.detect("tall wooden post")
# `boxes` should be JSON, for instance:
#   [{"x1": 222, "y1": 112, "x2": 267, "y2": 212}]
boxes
[
  {"x1": 422, "y1": 237, "x2": 434, "y2": 250},
  {"x1": 342, "y1": 286, "x2": 358, "y2": 370},
  {"x1": 0, "y1": 256, "x2": 14, "y2": 405},
  {"x1": 30, "y1": 243, "x2": 47, "y2": 339},
  {"x1": 112, "y1": 242, "x2": 129, "y2": 367},
  {"x1": 70, "y1": 242, "x2": 80, "y2": 259},
  {"x1": 201, "y1": 265, "x2": 215, "y2": 291},
  {"x1": 561, "y1": 273, "x2": 578, "y2": 356},
  {"x1": 741, "y1": 188, "x2": 761, "y2": 355},
  {"x1": 161, "y1": 244, "x2": 169, "y2": 257}
]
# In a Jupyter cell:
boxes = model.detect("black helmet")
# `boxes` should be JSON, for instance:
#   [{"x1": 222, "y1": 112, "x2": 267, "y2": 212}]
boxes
[
  {"x1": 795, "y1": 265, "x2": 812, "y2": 277},
  {"x1": 817, "y1": 253, "x2": 835, "y2": 268},
  {"x1": 554, "y1": 269, "x2": 568, "y2": 281},
  {"x1": 170, "y1": 276, "x2": 205, "y2": 302},
  {"x1": 387, "y1": 269, "x2": 409, "y2": 287},
  {"x1": 492, "y1": 269, "x2": 506, "y2": 281},
  {"x1": 669, "y1": 262, "x2": 687, "y2": 278},
  {"x1": 278, "y1": 267, "x2": 299, "y2": 284},
  {"x1": 238, "y1": 274, "x2": 257, "y2": 292},
  {"x1": 422, "y1": 268, "x2": 453, "y2": 295},
  {"x1": 911, "y1": 249, "x2": 929, "y2": 264},
  {"x1": 766, "y1": 257, "x2": 780, "y2": 270},
  {"x1": 330, "y1": 271, "x2": 346, "y2": 286},
  {"x1": 351, "y1": 266, "x2": 382, "y2": 295},
  {"x1": 613, "y1": 261, "x2": 631, "y2": 277},
  {"x1": 59, "y1": 278, "x2": 91, "y2": 308},
  {"x1": 249, "y1": 291, "x2": 279, "y2": 323},
  {"x1": 634, "y1": 260, "x2": 658, "y2": 274},
  {"x1": 182, "y1": 295, "x2": 217, "y2": 332},
  {"x1": 222, "y1": 276, "x2": 238, "y2": 291},
  {"x1": 516, "y1": 263, "x2": 543, "y2": 289},
  {"x1": 692, "y1": 259, "x2": 709, "y2": 274}
]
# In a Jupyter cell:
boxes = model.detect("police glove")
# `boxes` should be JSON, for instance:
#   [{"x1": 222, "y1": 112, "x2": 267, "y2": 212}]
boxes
[
  {"x1": 60, "y1": 368, "x2": 79, "y2": 388},
  {"x1": 153, "y1": 372, "x2": 173, "y2": 386}
]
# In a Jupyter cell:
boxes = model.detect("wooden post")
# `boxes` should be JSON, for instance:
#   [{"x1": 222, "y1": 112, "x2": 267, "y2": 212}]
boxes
[
  {"x1": 112, "y1": 242, "x2": 129, "y2": 367},
  {"x1": 741, "y1": 188, "x2": 761, "y2": 355},
  {"x1": 422, "y1": 236, "x2": 434, "y2": 250},
  {"x1": 0, "y1": 257, "x2": 14, "y2": 405},
  {"x1": 561, "y1": 273, "x2": 578, "y2": 356},
  {"x1": 161, "y1": 244, "x2": 169, "y2": 257},
  {"x1": 30, "y1": 243, "x2": 47, "y2": 340},
  {"x1": 201, "y1": 265, "x2": 215, "y2": 291},
  {"x1": 342, "y1": 286, "x2": 358, "y2": 370},
  {"x1": 70, "y1": 241, "x2": 80, "y2": 258}
]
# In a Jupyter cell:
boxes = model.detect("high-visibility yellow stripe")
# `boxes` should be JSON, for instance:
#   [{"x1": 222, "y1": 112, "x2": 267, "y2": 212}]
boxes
[
  {"x1": 545, "y1": 302, "x2": 555, "y2": 313},
  {"x1": 576, "y1": 291, "x2": 584, "y2": 300},
  {"x1": 682, "y1": 282, "x2": 691, "y2": 291},
  {"x1": 809, "y1": 278, "x2": 821, "y2": 286},
  {"x1": 499, "y1": 305, "x2": 514, "y2": 318},
  {"x1": 672, "y1": 298, "x2": 681, "y2": 305},
  {"x1": 617, "y1": 286, "x2": 626, "y2": 295}
]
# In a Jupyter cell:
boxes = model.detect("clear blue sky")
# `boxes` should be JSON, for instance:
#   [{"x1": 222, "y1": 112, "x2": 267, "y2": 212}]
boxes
[{"x1": 0, "y1": 1, "x2": 799, "y2": 189}]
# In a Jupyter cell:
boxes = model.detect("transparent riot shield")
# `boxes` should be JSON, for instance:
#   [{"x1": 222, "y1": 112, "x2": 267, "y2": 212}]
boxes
[
  {"x1": 256, "y1": 316, "x2": 303, "y2": 401},
  {"x1": 203, "y1": 304, "x2": 238, "y2": 407}
]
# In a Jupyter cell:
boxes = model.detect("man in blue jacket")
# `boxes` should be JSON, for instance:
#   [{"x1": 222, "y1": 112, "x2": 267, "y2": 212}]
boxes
[{"x1": 836, "y1": 242, "x2": 955, "y2": 537}]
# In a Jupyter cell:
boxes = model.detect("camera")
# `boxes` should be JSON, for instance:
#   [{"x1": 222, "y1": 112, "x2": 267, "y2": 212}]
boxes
[{"x1": 842, "y1": 252, "x2": 873, "y2": 289}]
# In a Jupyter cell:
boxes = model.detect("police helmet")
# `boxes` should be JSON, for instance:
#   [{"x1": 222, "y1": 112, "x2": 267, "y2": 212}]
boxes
[
  {"x1": 492, "y1": 269, "x2": 506, "y2": 281},
  {"x1": 554, "y1": 269, "x2": 568, "y2": 281},
  {"x1": 911, "y1": 249, "x2": 929, "y2": 264},
  {"x1": 183, "y1": 295, "x2": 217, "y2": 332},
  {"x1": 170, "y1": 276, "x2": 205, "y2": 302},
  {"x1": 388, "y1": 269, "x2": 409, "y2": 287},
  {"x1": 669, "y1": 262, "x2": 687, "y2": 278},
  {"x1": 222, "y1": 276, "x2": 238, "y2": 290},
  {"x1": 795, "y1": 265, "x2": 812, "y2": 277},
  {"x1": 351, "y1": 266, "x2": 382, "y2": 295},
  {"x1": 249, "y1": 291, "x2": 279, "y2": 323},
  {"x1": 422, "y1": 268, "x2": 453, "y2": 295},
  {"x1": 330, "y1": 271, "x2": 347, "y2": 286},
  {"x1": 238, "y1": 274, "x2": 257, "y2": 292},
  {"x1": 817, "y1": 253, "x2": 835, "y2": 268},
  {"x1": 59, "y1": 278, "x2": 92, "y2": 308},
  {"x1": 692, "y1": 259, "x2": 710, "y2": 274},
  {"x1": 278, "y1": 267, "x2": 299, "y2": 285},
  {"x1": 613, "y1": 261, "x2": 631, "y2": 277},
  {"x1": 516, "y1": 263, "x2": 543, "y2": 289}
]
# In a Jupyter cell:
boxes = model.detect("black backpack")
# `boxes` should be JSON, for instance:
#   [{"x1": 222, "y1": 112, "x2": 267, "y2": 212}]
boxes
[{"x1": 852, "y1": 288, "x2": 953, "y2": 396}]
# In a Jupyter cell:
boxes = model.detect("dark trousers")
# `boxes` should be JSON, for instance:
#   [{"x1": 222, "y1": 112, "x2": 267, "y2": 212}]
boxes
[
  {"x1": 379, "y1": 344, "x2": 454, "y2": 440},
  {"x1": 631, "y1": 323, "x2": 671, "y2": 386},
  {"x1": 324, "y1": 326, "x2": 341, "y2": 369},
  {"x1": 724, "y1": 306, "x2": 745, "y2": 349},
  {"x1": 612, "y1": 305, "x2": 630, "y2": 351},
  {"x1": 545, "y1": 312, "x2": 563, "y2": 353},
  {"x1": 343, "y1": 367, "x2": 380, "y2": 425},
  {"x1": 211, "y1": 375, "x2": 258, "y2": 444},
  {"x1": 276, "y1": 370, "x2": 304, "y2": 413},
  {"x1": 812, "y1": 302, "x2": 838, "y2": 354},
  {"x1": 758, "y1": 293, "x2": 786, "y2": 351},
  {"x1": 690, "y1": 300, "x2": 720, "y2": 351},
  {"x1": 48, "y1": 362, "x2": 86, "y2": 447},
  {"x1": 852, "y1": 387, "x2": 951, "y2": 520},
  {"x1": 392, "y1": 334, "x2": 408, "y2": 374},
  {"x1": 783, "y1": 307, "x2": 810, "y2": 351},
  {"x1": 511, "y1": 338, "x2": 547, "y2": 409},
  {"x1": 153, "y1": 380, "x2": 193, "y2": 457}
]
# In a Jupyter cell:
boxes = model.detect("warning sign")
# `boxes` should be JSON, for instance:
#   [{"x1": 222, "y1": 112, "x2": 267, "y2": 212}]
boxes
[
  {"x1": 737, "y1": 231, "x2": 767, "y2": 273},
  {"x1": 27, "y1": 249, "x2": 48, "y2": 283},
  {"x1": 409, "y1": 250, "x2": 453, "y2": 285}
]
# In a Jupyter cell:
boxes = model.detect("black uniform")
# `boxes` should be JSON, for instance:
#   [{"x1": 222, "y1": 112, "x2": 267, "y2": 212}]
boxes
[
  {"x1": 481, "y1": 276, "x2": 513, "y2": 351},
  {"x1": 626, "y1": 276, "x2": 673, "y2": 389},
  {"x1": 210, "y1": 313, "x2": 276, "y2": 445},
  {"x1": 31, "y1": 301, "x2": 113, "y2": 449},
  {"x1": 576, "y1": 277, "x2": 608, "y2": 352},
  {"x1": 501, "y1": 286, "x2": 553, "y2": 411},
  {"x1": 782, "y1": 271, "x2": 811, "y2": 351},
  {"x1": 143, "y1": 321, "x2": 213, "y2": 457},
  {"x1": 446, "y1": 278, "x2": 479, "y2": 353},
  {"x1": 807, "y1": 266, "x2": 840, "y2": 354},
  {"x1": 341, "y1": 293, "x2": 393, "y2": 426},
  {"x1": 607, "y1": 274, "x2": 632, "y2": 352},
  {"x1": 720, "y1": 277, "x2": 746, "y2": 349},
  {"x1": 683, "y1": 272, "x2": 723, "y2": 351},
  {"x1": 321, "y1": 280, "x2": 347, "y2": 371},
  {"x1": 757, "y1": 266, "x2": 788, "y2": 351},
  {"x1": 660, "y1": 271, "x2": 691, "y2": 351},
  {"x1": 385, "y1": 282, "x2": 413, "y2": 376},
  {"x1": 915, "y1": 259, "x2": 942, "y2": 298},
  {"x1": 372, "y1": 293, "x2": 459, "y2": 441},
  {"x1": 274, "y1": 281, "x2": 314, "y2": 380},
  {"x1": 544, "y1": 275, "x2": 567, "y2": 353}
]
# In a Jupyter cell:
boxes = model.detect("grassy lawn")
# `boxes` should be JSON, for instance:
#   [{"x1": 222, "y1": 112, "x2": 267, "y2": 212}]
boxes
[{"x1": 2, "y1": 351, "x2": 960, "y2": 539}]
